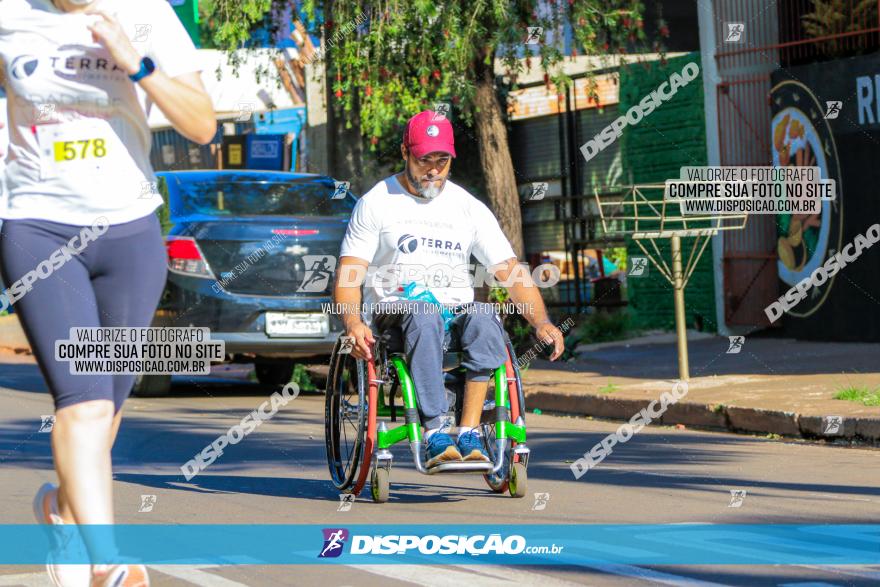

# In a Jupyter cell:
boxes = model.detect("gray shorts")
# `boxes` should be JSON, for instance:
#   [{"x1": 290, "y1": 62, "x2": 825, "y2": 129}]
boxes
[{"x1": 373, "y1": 300, "x2": 508, "y2": 430}]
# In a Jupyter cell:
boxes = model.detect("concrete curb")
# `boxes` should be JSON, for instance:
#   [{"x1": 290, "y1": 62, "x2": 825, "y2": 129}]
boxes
[
  {"x1": 573, "y1": 329, "x2": 716, "y2": 354},
  {"x1": 527, "y1": 391, "x2": 880, "y2": 442},
  {"x1": 2, "y1": 312, "x2": 875, "y2": 442}
]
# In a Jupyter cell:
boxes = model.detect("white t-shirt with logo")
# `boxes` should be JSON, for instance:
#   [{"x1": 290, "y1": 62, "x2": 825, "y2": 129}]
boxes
[
  {"x1": 0, "y1": 0, "x2": 202, "y2": 225},
  {"x1": 339, "y1": 174, "x2": 516, "y2": 325}
]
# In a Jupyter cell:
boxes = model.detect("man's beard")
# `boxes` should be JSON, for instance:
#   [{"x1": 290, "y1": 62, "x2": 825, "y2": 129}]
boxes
[{"x1": 406, "y1": 165, "x2": 447, "y2": 199}]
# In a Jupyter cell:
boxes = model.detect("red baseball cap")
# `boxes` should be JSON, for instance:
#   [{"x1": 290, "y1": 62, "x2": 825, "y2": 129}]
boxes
[{"x1": 403, "y1": 110, "x2": 457, "y2": 159}]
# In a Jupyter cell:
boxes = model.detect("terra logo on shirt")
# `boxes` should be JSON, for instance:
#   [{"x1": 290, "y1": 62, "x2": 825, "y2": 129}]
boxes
[
  {"x1": 10, "y1": 55, "x2": 38, "y2": 79},
  {"x1": 395, "y1": 234, "x2": 463, "y2": 254},
  {"x1": 8, "y1": 52, "x2": 127, "y2": 85}
]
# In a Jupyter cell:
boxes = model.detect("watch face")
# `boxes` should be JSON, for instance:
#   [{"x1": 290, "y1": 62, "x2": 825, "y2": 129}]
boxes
[{"x1": 143, "y1": 57, "x2": 155, "y2": 73}]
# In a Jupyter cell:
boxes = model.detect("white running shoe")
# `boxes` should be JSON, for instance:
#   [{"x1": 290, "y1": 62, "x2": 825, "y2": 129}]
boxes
[{"x1": 32, "y1": 483, "x2": 91, "y2": 587}]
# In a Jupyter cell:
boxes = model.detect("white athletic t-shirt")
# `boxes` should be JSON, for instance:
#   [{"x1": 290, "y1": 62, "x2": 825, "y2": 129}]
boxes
[
  {"x1": 339, "y1": 174, "x2": 516, "y2": 325},
  {"x1": 0, "y1": 0, "x2": 202, "y2": 225}
]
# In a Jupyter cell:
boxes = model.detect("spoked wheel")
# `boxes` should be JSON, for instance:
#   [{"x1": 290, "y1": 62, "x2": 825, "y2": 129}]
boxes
[{"x1": 325, "y1": 340, "x2": 369, "y2": 492}]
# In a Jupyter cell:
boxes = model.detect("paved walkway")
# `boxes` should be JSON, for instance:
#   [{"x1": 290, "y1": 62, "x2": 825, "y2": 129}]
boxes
[
  {"x1": 523, "y1": 331, "x2": 880, "y2": 441},
  {"x1": 3, "y1": 313, "x2": 878, "y2": 441}
]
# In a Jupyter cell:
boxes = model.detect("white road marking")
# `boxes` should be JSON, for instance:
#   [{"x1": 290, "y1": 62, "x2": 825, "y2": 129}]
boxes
[
  {"x1": 0, "y1": 565, "x2": 250, "y2": 587},
  {"x1": 0, "y1": 572, "x2": 52, "y2": 586},
  {"x1": 451, "y1": 564, "x2": 585, "y2": 585},
  {"x1": 578, "y1": 563, "x2": 734, "y2": 586},
  {"x1": 348, "y1": 564, "x2": 501, "y2": 586},
  {"x1": 154, "y1": 565, "x2": 251, "y2": 587},
  {"x1": 351, "y1": 562, "x2": 735, "y2": 586},
  {"x1": 800, "y1": 565, "x2": 880, "y2": 581},
  {"x1": 348, "y1": 565, "x2": 500, "y2": 586}
]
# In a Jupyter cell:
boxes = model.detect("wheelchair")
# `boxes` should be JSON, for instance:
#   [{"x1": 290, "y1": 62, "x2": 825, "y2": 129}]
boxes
[{"x1": 324, "y1": 323, "x2": 530, "y2": 503}]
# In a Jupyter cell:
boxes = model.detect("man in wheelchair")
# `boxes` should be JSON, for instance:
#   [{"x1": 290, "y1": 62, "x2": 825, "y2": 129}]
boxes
[{"x1": 333, "y1": 109, "x2": 564, "y2": 469}]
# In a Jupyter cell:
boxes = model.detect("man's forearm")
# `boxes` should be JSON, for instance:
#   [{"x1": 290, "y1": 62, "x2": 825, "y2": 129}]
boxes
[
  {"x1": 507, "y1": 281, "x2": 551, "y2": 327},
  {"x1": 333, "y1": 286, "x2": 364, "y2": 330}
]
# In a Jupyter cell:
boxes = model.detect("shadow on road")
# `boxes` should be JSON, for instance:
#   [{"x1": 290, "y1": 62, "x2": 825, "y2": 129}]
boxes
[{"x1": 2, "y1": 358, "x2": 878, "y2": 513}]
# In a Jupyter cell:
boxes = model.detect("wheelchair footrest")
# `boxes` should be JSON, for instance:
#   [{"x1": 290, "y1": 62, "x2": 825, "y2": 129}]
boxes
[{"x1": 425, "y1": 461, "x2": 494, "y2": 475}]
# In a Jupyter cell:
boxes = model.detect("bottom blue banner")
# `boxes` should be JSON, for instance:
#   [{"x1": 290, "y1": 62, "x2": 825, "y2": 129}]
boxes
[{"x1": 2, "y1": 524, "x2": 878, "y2": 565}]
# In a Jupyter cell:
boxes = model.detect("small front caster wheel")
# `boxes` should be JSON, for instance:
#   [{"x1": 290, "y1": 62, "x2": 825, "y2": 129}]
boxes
[
  {"x1": 509, "y1": 462, "x2": 528, "y2": 498},
  {"x1": 371, "y1": 467, "x2": 390, "y2": 503}
]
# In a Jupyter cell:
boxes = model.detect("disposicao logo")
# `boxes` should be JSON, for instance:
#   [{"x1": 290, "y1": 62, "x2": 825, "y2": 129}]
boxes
[{"x1": 318, "y1": 528, "x2": 348, "y2": 558}]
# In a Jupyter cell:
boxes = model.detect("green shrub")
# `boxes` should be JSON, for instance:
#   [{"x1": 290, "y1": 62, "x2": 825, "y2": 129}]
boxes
[
  {"x1": 833, "y1": 386, "x2": 880, "y2": 407},
  {"x1": 292, "y1": 363, "x2": 317, "y2": 392},
  {"x1": 577, "y1": 310, "x2": 634, "y2": 345}
]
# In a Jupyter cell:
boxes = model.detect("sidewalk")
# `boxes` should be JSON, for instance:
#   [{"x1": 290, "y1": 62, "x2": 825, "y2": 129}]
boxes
[
  {"x1": 522, "y1": 331, "x2": 880, "y2": 442},
  {"x1": 3, "y1": 313, "x2": 879, "y2": 441}
]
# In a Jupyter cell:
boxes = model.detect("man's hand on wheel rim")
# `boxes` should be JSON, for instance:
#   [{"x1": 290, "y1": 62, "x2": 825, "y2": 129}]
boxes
[
  {"x1": 535, "y1": 321, "x2": 565, "y2": 361},
  {"x1": 346, "y1": 322, "x2": 375, "y2": 360}
]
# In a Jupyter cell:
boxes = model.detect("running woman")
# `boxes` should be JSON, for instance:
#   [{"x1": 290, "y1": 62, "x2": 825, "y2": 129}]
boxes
[{"x1": 0, "y1": 1, "x2": 215, "y2": 585}]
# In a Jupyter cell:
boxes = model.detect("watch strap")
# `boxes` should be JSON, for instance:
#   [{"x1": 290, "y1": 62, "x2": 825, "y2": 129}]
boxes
[{"x1": 129, "y1": 57, "x2": 155, "y2": 82}]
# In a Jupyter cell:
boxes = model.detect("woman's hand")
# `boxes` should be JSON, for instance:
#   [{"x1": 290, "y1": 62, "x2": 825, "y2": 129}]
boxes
[
  {"x1": 86, "y1": 10, "x2": 142, "y2": 75},
  {"x1": 82, "y1": 9, "x2": 217, "y2": 144}
]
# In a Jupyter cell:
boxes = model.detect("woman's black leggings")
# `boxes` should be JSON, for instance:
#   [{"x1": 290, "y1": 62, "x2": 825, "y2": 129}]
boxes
[{"x1": 0, "y1": 213, "x2": 167, "y2": 413}]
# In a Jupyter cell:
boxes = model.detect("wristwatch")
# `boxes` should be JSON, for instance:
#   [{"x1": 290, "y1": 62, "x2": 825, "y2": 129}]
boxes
[{"x1": 128, "y1": 57, "x2": 156, "y2": 82}]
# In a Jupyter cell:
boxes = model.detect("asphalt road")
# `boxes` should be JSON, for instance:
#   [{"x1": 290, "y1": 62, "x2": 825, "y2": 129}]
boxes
[{"x1": 0, "y1": 353, "x2": 878, "y2": 586}]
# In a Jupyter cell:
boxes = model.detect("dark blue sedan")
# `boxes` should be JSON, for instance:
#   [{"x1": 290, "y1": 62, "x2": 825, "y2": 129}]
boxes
[{"x1": 134, "y1": 170, "x2": 355, "y2": 396}]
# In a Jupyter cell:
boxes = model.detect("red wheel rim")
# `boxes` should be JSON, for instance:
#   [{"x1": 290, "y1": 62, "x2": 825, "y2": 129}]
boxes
[{"x1": 350, "y1": 349, "x2": 377, "y2": 496}]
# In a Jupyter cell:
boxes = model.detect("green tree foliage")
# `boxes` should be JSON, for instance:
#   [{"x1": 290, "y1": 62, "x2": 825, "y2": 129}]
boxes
[
  {"x1": 204, "y1": 0, "x2": 662, "y2": 148},
  {"x1": 205, "y1": 1, "x2": 664, "y2": 258}
]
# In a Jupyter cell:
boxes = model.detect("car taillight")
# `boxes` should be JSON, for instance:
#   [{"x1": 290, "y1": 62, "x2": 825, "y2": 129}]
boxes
[{"x1": 165, "y1": 236, "x2": 214, "y2": 277}]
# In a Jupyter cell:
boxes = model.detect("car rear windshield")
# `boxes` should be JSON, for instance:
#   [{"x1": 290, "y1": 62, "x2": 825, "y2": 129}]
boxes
[{"x1": 166, "y1": 178, "x2": 356, "y2": 217}]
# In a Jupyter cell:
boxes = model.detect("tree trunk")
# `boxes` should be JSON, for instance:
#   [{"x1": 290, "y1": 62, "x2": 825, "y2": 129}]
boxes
[
  {"x1": 324, "y1": 0, "x2": 365, "y2": 193},
  {"x1": 472, "y1": 49, "x2": 525, "y2": 260}
]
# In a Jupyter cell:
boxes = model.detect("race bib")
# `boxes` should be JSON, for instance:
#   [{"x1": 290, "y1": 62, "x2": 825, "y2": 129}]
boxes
[{"x1": 36, "y1": 118, "x2": 119, "y2": 180}]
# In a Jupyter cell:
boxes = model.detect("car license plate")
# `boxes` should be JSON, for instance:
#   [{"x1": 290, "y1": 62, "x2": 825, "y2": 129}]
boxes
[{"x1": 265, "y1": 312, "x2": 329, "y2": 337}]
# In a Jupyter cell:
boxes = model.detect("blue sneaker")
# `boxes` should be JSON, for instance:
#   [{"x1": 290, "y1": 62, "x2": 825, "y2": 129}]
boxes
[
  {"x1": 457, "y1": 430, "x2": 490, "y2": 462},
  {"x1": 425, "y1": 432, "x2": 462, "y2": 468}
]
